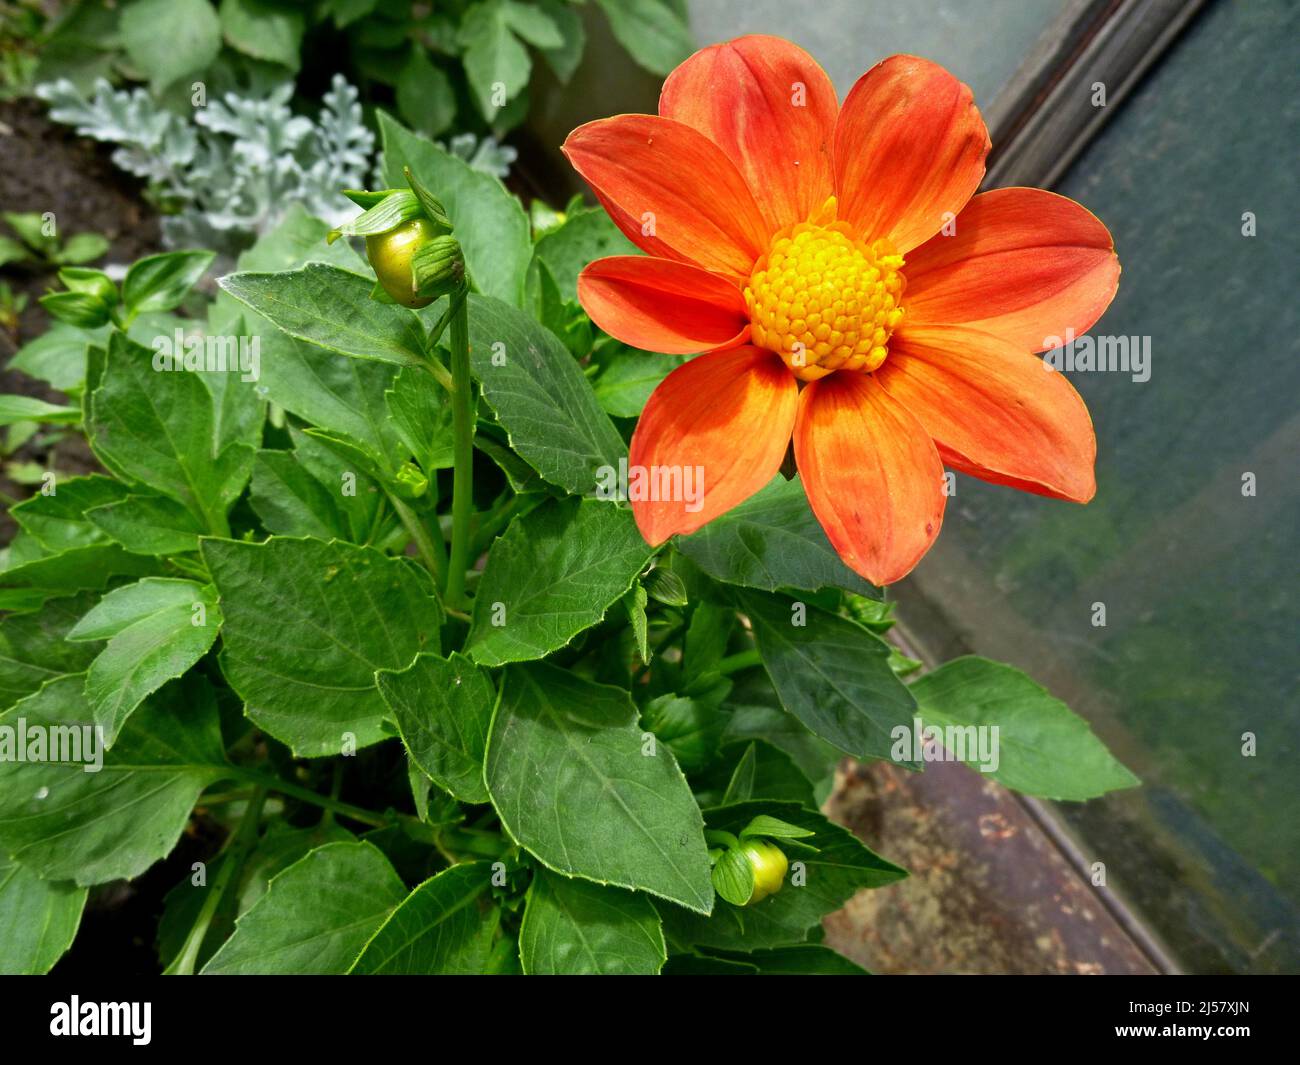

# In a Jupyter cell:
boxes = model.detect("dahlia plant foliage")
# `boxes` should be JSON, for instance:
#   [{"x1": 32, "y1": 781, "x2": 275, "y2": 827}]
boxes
[{"x1": 0, "y1": 36, "x2": 1136, "y2": 975}]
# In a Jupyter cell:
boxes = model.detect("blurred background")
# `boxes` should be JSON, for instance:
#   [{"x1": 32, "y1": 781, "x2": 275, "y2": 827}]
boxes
[{"x1": 3, "y1": 0, "x2": 1295, "y2": 973}]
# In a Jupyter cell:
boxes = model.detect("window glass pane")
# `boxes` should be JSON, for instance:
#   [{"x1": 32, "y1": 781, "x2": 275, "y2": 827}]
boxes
[
  {"x1": 899, "y1": 0, "x2": 1299, "y2": 972},
  {"x1": 688, "y1": 0, "x2": 1070, "y2": 102}
]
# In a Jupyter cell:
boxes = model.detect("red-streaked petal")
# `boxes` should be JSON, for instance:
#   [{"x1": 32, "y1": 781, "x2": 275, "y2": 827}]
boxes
[
  {"x1": 659, "y1": 34, "x2": 838, "y2": 232},
  {"x1": 833, "y1": 55, "x2": 990, "y2": 253},
  {"x1": 562, "y1": 115, "x2": 770, "y2": 280},
  {"x1": 577, "y1": 256, "x2": 750, "y2": 354},
  {"x1": 881, "y1": 324, "x2": 1096, "y2": 502},
  {"x1": 629, "y1": 345, "x2": 797, "y2": 543},
  {"x1": 794, "y1": 372, "x2": 945, "y2": 585},
  {"x1": 904, "y1": 188, "x2": 1120, "y2": 351}
]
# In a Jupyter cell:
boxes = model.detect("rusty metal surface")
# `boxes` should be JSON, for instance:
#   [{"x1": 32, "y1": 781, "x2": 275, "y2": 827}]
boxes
[{"x1": 821, "y1": 758, "x2": 1158, "y2": 974}]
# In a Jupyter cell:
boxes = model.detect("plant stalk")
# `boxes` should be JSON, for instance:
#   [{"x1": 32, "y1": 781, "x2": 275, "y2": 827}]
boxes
[{"x1": 444, "y1": 285, "x2": 474, "y2": 611}]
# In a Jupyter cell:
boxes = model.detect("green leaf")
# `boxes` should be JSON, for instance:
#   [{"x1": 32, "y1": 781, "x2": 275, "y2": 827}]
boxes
[
  {"x1": 485, "y1": 662, "x2": 714, "y2": 913},
  {"x1": 9, "y1": 322, "x2": 106, "y2": 392},
  {"x1": 0, "y1": 593, "x2": 103, "y2": 710},
  {"x1": 386, "y1": 365, "x2": 454, "y2": 471},
  {"x1": 737, "y1": 590, "x2": 917, "y2": 762},
  {"x1": 0, "y1": 545, "x2": 162, "y2": 605},
  {"x1": 711, "y1": 848, "x2": 755, "y2": 906},
  {"x1": 641, "y1": 693, "x2": 725, "y2": 773},
  {"x1": 122, "y1": 251, "x2": 215, "y2": 318},
  {"x1": 10, "y1": 475, "x2": 129, "y2": 552},
  {"x1": 54, "y1": 233, "x2": 110, "y2": 266},
  {"x1": 396, "y1": 47, "x2": 454, "y2": 138},
  {"x1": 380, "y1": 113, "x2": 531, "y2": 307},
  {"x1": 623, "y1": 582, "x2": 649, "y2": 664},
  {"x1": 533, "y1": 209, "x2": 638, "y2": 304},
  {"x1": 589, "y1": 344, "x2": 684, "y2": 419},
  {"x1": 457, "y1": 0, "x2": 536, "y2": 121},
  {"x1": 908, "y1": 657, "x2": 1141, "y2": 800},
  {"x1": 706, "y1": 944, "x2": 869, "y2": 975},
  {"x1": 722, "y1": 672, "x2": 843, "y2": 788},
  {"x1": 247, "y1": 449, "x2": 351, "y2": 539},
  {"x1": 520, "y1": 868, "x2": 666, "y2": 974},
  {"x1": 39, "y1": 290, "x2": 111, "y2": 329},
  {"x1": 120, "y1": 0, "x2": 222, "y2": 91},
  {"x1": 218, "y1": 0, "x2": 304, "y2": 70},
  {"x1": 467, "y1": 294, "x2": 626, "y2": 495},
  {"x1": 376, "y1": 652, "x2": 496, "y2": 804},
  {"x1": 0, "y1": 674, "x2": 229, "y2": 885},
  {"x1": 740, "y1": 814, "x2": 817, "y2": 841},
  {"x1": 350, "y1": 862, "x2": 499, "y2": 974},
  {"x1": 465, "y1": 498, "x2": 653, "y2": 666},
  {"x1": 0, "y1": 853, "x2": 87, "y2": 974},
  {"x1": 201, "y1": 537, "x2": 442, "y2": 757},
  {"x1": 535, "y1": 0, "x2": 585, "y2": 82},
  {"x1": 595, "y1": 0, "x2": 694, "y2": 76},
  {"x1": 68, "y1": 578, "x2": 222, "y2": 743},
  {"x1": 0, "y1": 395, "x2": 80, "y2": 427},
  {"x1": 220, "y1": 264, "x2": 427, "y2": 367},
  {"x1": 86, "y1": 493, "x2": 205, "y2": 556},
  {"x1": 658, "y1": 801, "x2": 906, "y2": 951},
  {"x1": 202, "y1": 841, "x2": 408, "y2": 974},
  {"x1": 678, "y1": 476, "x2": 877, "y2": 596},
  {"x1": 88, "y1": 332, "x2": 258, "y2": 534}
]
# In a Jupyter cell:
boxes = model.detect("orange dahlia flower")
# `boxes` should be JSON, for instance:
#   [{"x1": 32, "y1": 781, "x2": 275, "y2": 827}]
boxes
[{"x1": 563, "y1": 37, "x2": 1119, "y2": 585}]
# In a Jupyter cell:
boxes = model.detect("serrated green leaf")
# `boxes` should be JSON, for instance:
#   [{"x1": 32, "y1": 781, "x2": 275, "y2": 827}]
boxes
[
  {"x1": 9, "y1": 475, "x2": 129, "y2": 552},
  {"x1": 220, "y1": 264, "x2": 426, "y2": 368},
  {"x1": 88, "y1": 331, "x2": 259, "y2": 534},
  {"x1": 486, "y1": 662, "x2": 713, "y2": 913},
  {"x1": 908, "y1": 657, "x2": 1140, "y2": 800},
  {"x1": 520, "y1": 868, "x2": 666, "y2": 974},
  {"x1": 737, "y1": 590, "x2": 916, "y2": 762},
  {"x1": 465, "y1": 498, "x2": 652, "y2": 666},
  {"x1": 376, "y1": 652, "x2": 496, "y2": 804},
  {"x1": 0, "y1": 853, "x2": 86, "y2": 974},
  {"x1": 68, "y1": 578, "x2": 221, "y2": 743},
  {"x1": 678, "y1": 476, "x2": 877, "y2": 596},
  {"x1": 86, "y1": 493, "x2": 205, "y2": 555},
  {"x1": 380, "y1": 113, "x2": 531, "y2": 306},
  {"x1": 202, "y1": 841, "x2": 407, "y2": 974},
  {"x1": 201, "y1": 537, "x2": 442, "y2": 757},
  {"x1": 386, "y1": 364, "x2": 454, "y2": 471},
  {"x1": 0, "y1": 674, "x2": 229, "y2": 885},
  {"x1": 0, "y1": 593, "x2": 103, "y2": 710},
  {"x1": 349, "y1": 862, "x2": 499, "y2": 974},
  {"x1": 467, "y1": 294, "x2": 626, "y2": 495}
]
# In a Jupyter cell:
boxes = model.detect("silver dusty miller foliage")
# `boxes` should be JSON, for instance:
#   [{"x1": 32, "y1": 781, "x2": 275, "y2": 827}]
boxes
[{"x1": 36, "y1": 75, "x2": 516, "y2": 259}]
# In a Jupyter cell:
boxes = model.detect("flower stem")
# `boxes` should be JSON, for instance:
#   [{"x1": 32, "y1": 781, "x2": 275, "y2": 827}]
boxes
[
  {"x1": 165, "y1": 786, "x2": 266, "y2": 975},
  {"x1": 444, "y1": 285, "x2": 474, "y2": 611}
]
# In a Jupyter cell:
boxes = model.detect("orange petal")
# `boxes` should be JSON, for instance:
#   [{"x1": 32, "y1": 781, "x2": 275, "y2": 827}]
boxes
[
  {"x1": 577, "y1": 256, "x2": 750, "y2": 354},
  {"x1": 833, "y1": 55, "x2": 989, "y2": 253},
  {"x1": 562, "y1": 115, "x2": 770, "y2": 281},
  {"x1": 794, "y1": 372, "x2": 945, "y2": 585},
  {"x1": 629, "y1": 345, "x2": 797, "y2": 543},
  {"x1": 903, "y1": 188, "x2": 1120, "y2": 351},
  {"x1": 659, "y1": 34, "x2": 838, "y2": 233},
  {"x1": 881, "y1": 324, "x2": 1096, "y2": 502}
]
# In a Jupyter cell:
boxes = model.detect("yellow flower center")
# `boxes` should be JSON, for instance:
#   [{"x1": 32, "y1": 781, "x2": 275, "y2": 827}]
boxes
[{"x1": 744, "y1": 199, "x2": 905, "y2": 382}]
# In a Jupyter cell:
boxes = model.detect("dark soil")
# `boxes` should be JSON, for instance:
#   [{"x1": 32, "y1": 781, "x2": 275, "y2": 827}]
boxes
[{"x1": 0, "y1": 96, "x2": 162, "y2": 541}]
